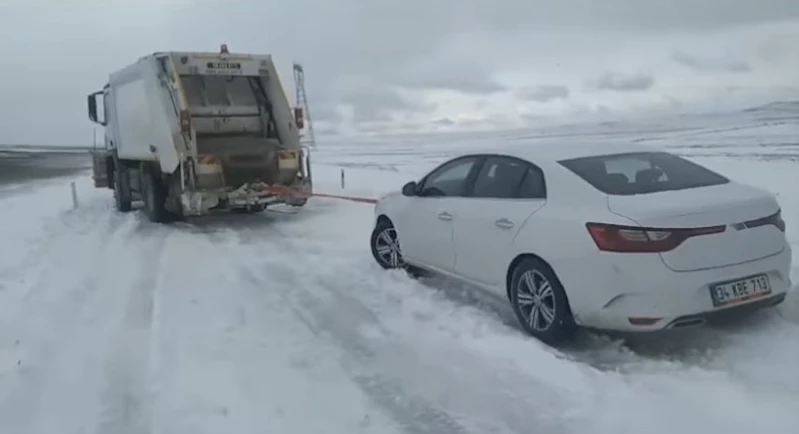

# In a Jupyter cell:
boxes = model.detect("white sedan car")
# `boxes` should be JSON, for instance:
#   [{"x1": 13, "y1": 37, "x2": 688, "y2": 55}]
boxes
[{"x1": 370, "y1": 142, "x2": 793, "y2": 345}]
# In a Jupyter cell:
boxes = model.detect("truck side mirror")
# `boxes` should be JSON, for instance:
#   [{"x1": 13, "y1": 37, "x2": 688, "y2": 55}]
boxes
[
  {"x1": 87, "y1": 91, "x2": 106, "y2": 126},
  {"x1": 87, "y1": 94, "x2": 98, "y2": 123}
]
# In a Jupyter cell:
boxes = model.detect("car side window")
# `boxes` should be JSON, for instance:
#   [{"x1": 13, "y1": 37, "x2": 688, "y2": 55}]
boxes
[
  {"x1": 471, "y1": 156, "x2": 546, "y2": 199},
  {"x1": 517, "y1": 167, "x2": 546, "y2": 199},
  {"x1": 418, "y1": 157, "x2": 478, "y2": 197}
]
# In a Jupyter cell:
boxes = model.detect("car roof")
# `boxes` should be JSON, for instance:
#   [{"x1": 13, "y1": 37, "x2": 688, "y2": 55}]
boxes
[{"x1": 483, "y1": 139, "x2": 662, "y2": 164}]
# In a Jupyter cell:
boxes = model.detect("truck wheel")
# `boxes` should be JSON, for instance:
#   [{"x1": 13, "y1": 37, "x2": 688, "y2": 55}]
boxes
[
  {"x1": 142, "y1": 169, "x2": 169, "y2": 223},
  {"x1": 113, "y1": 165, "x2": 132, "y2": 212}
]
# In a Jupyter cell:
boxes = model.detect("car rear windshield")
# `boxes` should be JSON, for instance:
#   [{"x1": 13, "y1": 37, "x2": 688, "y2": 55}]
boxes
[{"x1": 558, "y1": 151, "x2": 730, "y2": 195}]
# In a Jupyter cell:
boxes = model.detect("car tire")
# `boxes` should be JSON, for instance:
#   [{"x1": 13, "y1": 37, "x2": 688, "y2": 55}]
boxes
[
  {"x1": 509, "y1": 257, "x2": 576, "y2": 345},
  {"x1": 370, "y1": 218, "x2": 404, "y2": 270}
]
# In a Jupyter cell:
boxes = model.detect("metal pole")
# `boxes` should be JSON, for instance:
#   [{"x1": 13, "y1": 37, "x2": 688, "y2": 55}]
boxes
[{"x1": 71, "y1": 182, "x2": 78, "y2": 209}]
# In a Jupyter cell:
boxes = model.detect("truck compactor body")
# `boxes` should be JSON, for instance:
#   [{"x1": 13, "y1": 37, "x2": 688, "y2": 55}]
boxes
[{"x1": 88, "y1": 45, "x2": 312, "y2": 222}]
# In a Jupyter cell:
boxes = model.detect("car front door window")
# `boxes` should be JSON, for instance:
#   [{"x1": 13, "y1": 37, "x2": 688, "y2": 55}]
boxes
[
  {"x1": 471, "y1": 156, "x2": 546, "y2": 199},
  {"x1": 419, "y1": 157, "x2": 478, "y2": 197}
]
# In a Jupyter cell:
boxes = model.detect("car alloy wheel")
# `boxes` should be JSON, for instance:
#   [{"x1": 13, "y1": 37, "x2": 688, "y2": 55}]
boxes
[
  {"x1": 516, "y1": 269, "x2": 557, "y2": 331},
  {"x1": 374, "y1": 226, "x2": 403, "y2": 268}
]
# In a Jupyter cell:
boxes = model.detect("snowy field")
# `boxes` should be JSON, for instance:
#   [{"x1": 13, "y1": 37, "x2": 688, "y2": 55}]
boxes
[{"x1": 1, "y1": 107, "x2": 799, "y2": 434}]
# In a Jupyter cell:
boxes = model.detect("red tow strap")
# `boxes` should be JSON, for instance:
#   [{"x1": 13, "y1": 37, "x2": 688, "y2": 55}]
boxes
[{"x1": 313, "y1": 193, "x2": 378, "y2": 204}]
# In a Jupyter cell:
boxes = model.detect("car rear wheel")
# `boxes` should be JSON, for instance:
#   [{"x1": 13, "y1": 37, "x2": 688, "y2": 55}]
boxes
[
  {"x1": 509, "y1": 257, "x2": 575, "y2": 345},
  {"x1": 370, "y1": 219, "x2": 404, "y2": 269}
]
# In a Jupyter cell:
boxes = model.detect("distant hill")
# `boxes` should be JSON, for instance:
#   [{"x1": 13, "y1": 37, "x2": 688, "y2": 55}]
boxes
[
  {"x1": 0, "y1": 144, "x2": 91, "y2": 154},
  {"x1": 742, "y1": 101, "x2": 799, "y2": 114}
]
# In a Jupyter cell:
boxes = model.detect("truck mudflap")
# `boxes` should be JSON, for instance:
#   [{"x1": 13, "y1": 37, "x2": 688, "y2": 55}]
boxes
[
  {"x1": 90, "y1": 149, "x2": 111, "y2": 189},
  {"x1": 180, "y1": 182, "x2": 312, "y2": 216},
  {"x1": 180, "y1": 191, "x2": 221, "y2": 216}
]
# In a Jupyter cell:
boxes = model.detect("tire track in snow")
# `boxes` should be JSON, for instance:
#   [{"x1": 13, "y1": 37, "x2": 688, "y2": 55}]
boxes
[
  {"x1": 0, "y1": 199, "x2": 113, "y2": 294},
  {"x1": 148, "y1": 220, "x2": 408, "y2": 434},
  {"x1": 95, "y1": 220, "x2": 169, "y2": 434},
  {"x1": 0, "y1": 207, "x2": 140, "y2": 434},
  {"x1": 202, "y1": 220, "x2": 471, "y2": 434},
  {"x1": 0, "y1": 179, "x2": 109, "y2": 283},
  {"x1": 213, "y1": 210, "x2": 582, "y2": 434}
]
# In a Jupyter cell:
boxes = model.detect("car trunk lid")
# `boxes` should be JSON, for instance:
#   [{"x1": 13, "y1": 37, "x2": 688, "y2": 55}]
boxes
[{"x1": 607, "y1": 182, "x2": 785, "y2": 271}]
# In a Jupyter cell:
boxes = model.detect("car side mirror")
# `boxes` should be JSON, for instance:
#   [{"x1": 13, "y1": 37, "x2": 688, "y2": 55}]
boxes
[{"x1": 401, "y1": 181, "x2": 418, "y2": 196}]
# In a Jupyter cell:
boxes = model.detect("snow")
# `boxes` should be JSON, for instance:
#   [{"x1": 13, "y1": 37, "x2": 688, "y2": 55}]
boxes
[{"x1": 1, "y1": 109, "x2": 799, "y2": 433}]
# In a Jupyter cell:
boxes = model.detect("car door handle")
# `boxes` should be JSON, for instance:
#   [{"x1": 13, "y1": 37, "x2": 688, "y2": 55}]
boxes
[
  {"x1": 438, "y1": 212, "x2": 453, "y2": 221},
  {"x1": 495, "y1": 218, "x2": 514, "y2": 229}
]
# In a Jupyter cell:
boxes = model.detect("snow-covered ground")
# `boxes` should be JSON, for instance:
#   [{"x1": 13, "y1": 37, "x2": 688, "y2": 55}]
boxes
[{"x1": 1, "y1": 108, "x2": 799, "y2": 434}]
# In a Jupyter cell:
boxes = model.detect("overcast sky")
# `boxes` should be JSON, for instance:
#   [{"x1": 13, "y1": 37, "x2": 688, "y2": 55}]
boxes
[{"x1": 0, "y1": 0, "x2": 797, "y2": 144}]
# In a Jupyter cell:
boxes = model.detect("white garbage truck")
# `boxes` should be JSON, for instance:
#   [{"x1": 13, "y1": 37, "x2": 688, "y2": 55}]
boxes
[{"x1": 88, "y1": 44, "x2": 313, "y2": 222}]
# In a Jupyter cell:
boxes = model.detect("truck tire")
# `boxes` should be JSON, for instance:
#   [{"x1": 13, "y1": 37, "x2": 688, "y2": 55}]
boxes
[
  {"x1": 142, "y1": 169, "x2": 170, "y2": 223},
  {"x1": 113, "y1": 165, "x2": 132, "y2": 212}
]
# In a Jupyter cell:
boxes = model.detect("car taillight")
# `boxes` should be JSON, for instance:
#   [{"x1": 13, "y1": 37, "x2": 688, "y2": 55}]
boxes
[
  {"x1": 746, "y1": 209, "x2": 786, "y2": 232},
  {"x1": 772, "y1": 211, "x2": 787, "y2": 232},
  {"x1": 586, "y1": 222, "x2": 726, "y2": 253}
]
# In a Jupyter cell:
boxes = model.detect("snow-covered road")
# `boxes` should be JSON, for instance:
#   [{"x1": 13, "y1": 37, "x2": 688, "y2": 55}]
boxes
[{"x1": 1, "y1": 110, "x2": 799, "y2": 434}]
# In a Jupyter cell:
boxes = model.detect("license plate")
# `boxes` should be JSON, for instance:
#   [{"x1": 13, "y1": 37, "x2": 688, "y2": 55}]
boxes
[
  {"x1": 709, "y1": 274, "x2": 771, "y2": 307},
  {"x1": 206, "y1": 61, "x2": 241, "y2": 70}
]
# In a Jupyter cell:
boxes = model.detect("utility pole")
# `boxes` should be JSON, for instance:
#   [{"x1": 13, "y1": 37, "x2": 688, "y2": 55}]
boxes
[{"x1": 292, "y1": 63, "x2": 317, "y2": 148}]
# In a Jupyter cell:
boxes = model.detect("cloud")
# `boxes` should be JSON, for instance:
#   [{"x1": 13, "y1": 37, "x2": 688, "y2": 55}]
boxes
[
  {"x1": 1, "y1": 0, "x2": 799, "y2": 144},
  {"x1": 516, "y1": 86, "x2": 570, "y2": 103},
  {"x1": 160, "y1": 0, "x2": 799, "y2": 135},
  {"x1": 320, "y1": 79, "x2": 436, "y2": 128},
  {"x1": 389, "y1": 60, "x2": 507, "y2": 95},
  {"x1": 755, "y1": 36, "x2": 796, "y2": 64},
  {"x1": 590, "y1": 72, "x2": 656, "y2": 92},
  {"x1": 432, "y1": 118, "x2": 456, "y2": 127},
  {"x1": 308, "y1": 104, "x2": 340, "y2": 123},
  {"x1": 671, "y1": 52, "x2": 752, "y2": 72},
  {"x1": 339, "y1": 87, "x2": 425, "y2": 124}
]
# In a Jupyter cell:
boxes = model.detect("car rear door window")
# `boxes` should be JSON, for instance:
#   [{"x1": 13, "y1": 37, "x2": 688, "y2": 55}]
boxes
[
  {"x1": 419, "y1": 156, "x2": 479, "y2": 197},
  {"x1": 472, "y1": 156, "x2": 546, "y2": 199},
  {"x1": 517, "y1": 167, "x2": 546, "y2": 199}
]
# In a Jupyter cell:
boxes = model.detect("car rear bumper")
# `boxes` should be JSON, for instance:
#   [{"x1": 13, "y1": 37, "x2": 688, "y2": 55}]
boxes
[
  {"x1": 662, "y1": 291, "x2": 787, "y2": 329},
  {"x1": 566, "y1": 245, "x2": 793, "y2": 332}
]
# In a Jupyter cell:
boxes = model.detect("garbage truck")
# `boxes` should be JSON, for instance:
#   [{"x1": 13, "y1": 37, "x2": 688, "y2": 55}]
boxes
[{"x1": 87, "y1": 44, "x2": 313, "y2": 222}]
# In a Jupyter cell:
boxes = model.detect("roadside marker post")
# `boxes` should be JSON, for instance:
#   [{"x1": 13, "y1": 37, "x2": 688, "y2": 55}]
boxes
[{"x1": 70, "y1": 182, "x2": 78, "y2": 209}]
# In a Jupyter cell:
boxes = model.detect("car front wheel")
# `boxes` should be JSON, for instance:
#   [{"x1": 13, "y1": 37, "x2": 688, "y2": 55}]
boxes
[{"x1": 370, "y1": 219, "x2": 404, "y2": 269}]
